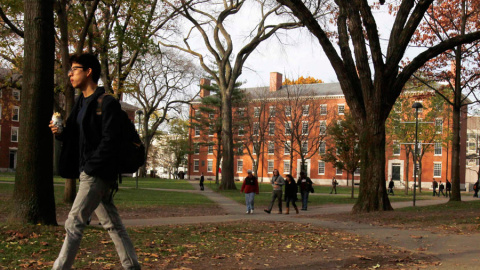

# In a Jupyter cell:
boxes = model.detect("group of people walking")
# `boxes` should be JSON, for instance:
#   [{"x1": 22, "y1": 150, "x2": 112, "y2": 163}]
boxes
[
  {"x1": 432, "y1": 179, "x2": 451, "y2": 197},
  {"x1": 240, "y1": 169, "x2": 313, "y2": 214}
]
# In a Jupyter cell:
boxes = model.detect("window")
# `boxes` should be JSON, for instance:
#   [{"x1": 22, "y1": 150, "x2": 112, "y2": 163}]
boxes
[
  {"x1": 207, "y1": 160, "x2": 213, "y2": 172},
  {"x1": 433, "y1": 163, "x2": 442, "y2": 177},
  {"x1": 285, "y1": 106, "x2": 291, "y2": 117},
  {"x1": 318, "y1": 161, "x2": 325, "y2": 175},
  {"x1": 302, "y1": 121, "x2": 309, "y2": 135},
  {"x1": 237, "y1": 145, "x2": 244, "y2": 154},
  {"x1": 237, "y1": 160, "x2": 243, "y2": 173},
  {"x1": 268, "y1": 160, "x2": 274, "y2": 174},
  {"x1": 338, "y1": 104, "x2": 345, "y2": 115},
  {"x1": 208, "y1": 126, "x2": 214, "y2": 136},
  {"x1": 194, "y1": 143, "x2": 200, "y2": 154},
  {"x1": 193, "y1": 160, "x2": 199, "y2": 172},
  {"x1": 283, "y1": 160, "x2": 291, "y2": 174},
  {"x1": 268, "y1": 141, "x2": 275, "y2": 154},
  {"x1": 209, "y1": 113, "x2": 214, "y2": 119},
  {"x1": 238, "y1": 126, "x2": 245, "y2": 136},
  {"x1": 435, "y1": 118, "x2": 443, "y2": 134},
  {"x1": 319, "y1": 120, "x2": 327, "y2": 134},
  {"x1": 13, "y1": 90, "x2": 20, "y2": 101},
  {"x1": 393, "y1": 141, "x2": 400, "y2": 156},
  {"x1": 413, "y1": 163, "x2": 420, "y2": 177},
  {"x1": 238, "y1": 108, "x2": 245, "y2": 117},
  {"x1": 194, "y1": 126, "x2": 200, "y2": 136},
  {"x1": 285, "y1": 122, "x2": 292, "y2": 135},
  {"x1": 319, "y1": 141, "x2": 326, "y2": 155},
  {"x1": 269, "y1": 122, "x2": 275, "y2": 136},
  {"x1": 269, "y1": 106, "x2": 276, "y2": 117},
  {"x1": 336, "y1": 167, "x2": 343, "y2": 175},
  {"x1": 434, "y1": 142, "x2": 442, "y2": 156},
  {"x1": 12, "y1": 106, "x2": 19, "y2": 122},
  {"x1": 284, "y1": 141, "x2": 291, "y2": 155},
  {"x1": 253, "y1": 142, "x2": 259, "y2": 155},
  {"x1": 302, "y1": 141, "x2": 308, "y2": 154},
  {"x1": 253, "y1": 122, "x2": 259, "y2": 136},
  {"x1": 11, "y1": 127, "x2": 18, "y2": 142},
  {"x1": 302, "y1": 105, "x2": 309, "y2": 116},
  {"x1": 254, "y1": 107, "x2": 260, "y2": 118},
  {"x1": 208, "y1": 145, "x2": 214, "y2": 154},
  {"x1": 320, "y1": 104, "x2": 327, "y2": 115},
  {"x1": 354, "y1": 167, "x2": 361, "y2": 175},
  {"x1": 195, "y1": 110, "x2": 201, "y2": 118}
]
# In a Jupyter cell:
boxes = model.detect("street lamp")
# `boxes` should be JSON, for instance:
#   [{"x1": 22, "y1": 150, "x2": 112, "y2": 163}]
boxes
[
  {"x1": 135, "y1": 109, "x2": 143, "y2": 189},
  {"x1": 412, "y1": 102, "x2": 423, "y2": 206}
]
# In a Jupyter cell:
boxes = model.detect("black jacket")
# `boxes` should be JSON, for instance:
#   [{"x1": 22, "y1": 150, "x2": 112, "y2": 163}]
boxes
[
  {"x1": 57, "y1": 87, "x2": 122, "y2": 182},
  {"x1": 284, "y1": 180, "x2": 298, "y2": 200},
  {"x1": 297, "y1": 177, "x2": 313, "y2": 192}
]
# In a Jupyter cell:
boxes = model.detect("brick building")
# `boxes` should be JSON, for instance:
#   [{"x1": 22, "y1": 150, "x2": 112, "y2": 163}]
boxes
[{"x1": 188, "y1": 72, "x2": 466, "y2": 189}]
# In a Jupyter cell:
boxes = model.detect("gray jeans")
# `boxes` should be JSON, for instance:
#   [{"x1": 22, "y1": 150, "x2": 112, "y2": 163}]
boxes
[
  {"x1": 267, "y1": 190, "x2": 283, "y2": 212},
  {"x1": 53, "y1": 172, "x2": 140, "y2": 270}
]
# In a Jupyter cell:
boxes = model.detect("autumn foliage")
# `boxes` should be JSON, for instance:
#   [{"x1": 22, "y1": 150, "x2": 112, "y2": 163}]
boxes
[{"x1": 283, "y1": 76, "x2": 324, "y2": 85}]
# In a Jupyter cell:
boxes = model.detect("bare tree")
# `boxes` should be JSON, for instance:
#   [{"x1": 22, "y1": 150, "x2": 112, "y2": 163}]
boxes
[
  {"x1": 159, "y1": 0, "x2": 302, "y2": 190},
  {"x1": 128, "y1": 50, "x2": 199, "y2": 177},
  {"x1": 278, "y1": 0, "x2": 480, "y2": 212}
]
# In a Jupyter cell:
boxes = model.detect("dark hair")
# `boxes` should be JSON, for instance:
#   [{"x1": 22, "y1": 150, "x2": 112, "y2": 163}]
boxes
[
  {"x1": 286, "y1": 174, "x2": 294, "y2": 181},
  {"x1": 69, "y1": 53, "x2": 101, "y2": 83}
]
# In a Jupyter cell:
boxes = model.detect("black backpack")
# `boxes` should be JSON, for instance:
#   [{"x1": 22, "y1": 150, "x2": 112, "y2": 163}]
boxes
[{"x1": 97, "y1": 94, "x2": 145, "y2": 175}]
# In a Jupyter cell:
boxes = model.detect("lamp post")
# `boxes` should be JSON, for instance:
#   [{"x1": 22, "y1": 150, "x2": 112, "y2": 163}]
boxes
[
  {"x1": 412, "y1": 102, "x2": 423, "y2": 206},
  {"x1": 135, "y1": 109, "x2": 143, "y2": 189}
]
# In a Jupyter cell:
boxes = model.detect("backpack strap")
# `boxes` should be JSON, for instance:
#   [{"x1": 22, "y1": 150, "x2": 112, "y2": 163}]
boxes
[{"x1": 96, "y1": 93, "x2": 110, "y2": 116}]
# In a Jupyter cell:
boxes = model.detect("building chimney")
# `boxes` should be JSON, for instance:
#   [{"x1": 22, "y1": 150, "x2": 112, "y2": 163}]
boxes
[
  {"x1": 270, "y1": 72, "x2": 283, "y2": 92},
  {"x1": 200, "y1": 78, "x2": 211, "y2": 97}
]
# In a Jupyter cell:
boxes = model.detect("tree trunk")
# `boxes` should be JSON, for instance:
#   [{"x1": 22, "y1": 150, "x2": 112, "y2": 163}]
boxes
[
  {"x1": 215, "y1": 131, "x2": 222, "y2": 185},
  {"x1": 450, "y1": 100, "x2": 462, "y2": 201},
  {"x1": 12, "y1": 0, "x2": 57, "y2": 225},
  {"x1": 352, "y1": 118, "x2": 393, "y2": 212},
  {"x1": 350, "y1": 170, "x2": 355, "y2": 199},
  {"x1": 220, "y1": 89, "x2": 236, "y2": 190},
  {"x1": 405, "y1": 150, "x2": 410, "y2": 195}
]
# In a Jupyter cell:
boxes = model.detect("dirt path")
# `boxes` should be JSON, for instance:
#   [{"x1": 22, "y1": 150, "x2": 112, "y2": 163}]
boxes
[{"x1": 117, "y1": 181, "x2": 479, "y2": 269}]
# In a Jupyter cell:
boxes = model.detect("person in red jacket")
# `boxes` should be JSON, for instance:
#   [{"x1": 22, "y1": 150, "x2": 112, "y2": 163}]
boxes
[{"x1": 241, "y1": 170, "x2": 259, "y2": 214}]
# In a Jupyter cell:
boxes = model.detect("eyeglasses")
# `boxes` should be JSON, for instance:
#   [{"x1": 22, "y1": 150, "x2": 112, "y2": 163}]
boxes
[{"x1": 68, "y1": 66, "x2": 85, "y2": 73}]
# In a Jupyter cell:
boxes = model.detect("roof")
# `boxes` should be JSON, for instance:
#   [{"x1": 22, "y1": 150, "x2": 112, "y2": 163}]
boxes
[
  {"x1": 244, "y1": 82, "x2": 344, "y2": 100},
  {"x1": 120, "y1": 101, "x2": 140, "y2": 112}
]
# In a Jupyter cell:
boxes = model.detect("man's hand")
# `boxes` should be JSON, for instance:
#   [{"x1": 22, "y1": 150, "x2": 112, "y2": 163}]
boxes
[{"x1": 49, "y1": 120, "x2": 61, "y2": 135}]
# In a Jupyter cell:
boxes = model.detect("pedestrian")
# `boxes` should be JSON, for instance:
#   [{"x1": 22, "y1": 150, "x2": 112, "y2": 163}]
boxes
[
  {"x1": 264, "y1": 169, "x2": 285, "y2": 214},
  {"x1": 432, "y1": 179, "x2": 438, "y2": 196},
  {"x1": 388, "y1": 178, "x2": 395, "y2": 196},
  {"x1": 49, "y1": 53, "x2": 140, "y2": 269},
  {"x1": 284, "y1": 174, "x2": 299, "y2": 214},
  {"x1": 297, "y1": 171, "x2": 313, "y2": 211},
  {"x1": 241, "y1": 170, "x2": 259, "y2": 214},
  {"x1": 329, "y1": 176, "x2": 338, "y2": 194},
  {"x1": 445, "y1": 179, "x2": 451, "y2": 198},
  {"x1": 474, "y1": 180, "x2": 479, "y2": 198},
  {"x1": 439, "y1": 181, "x2": 445, "y2": 197},
  {"x1": 200, "y1": 173, "x2": 205, "y2": 191}
]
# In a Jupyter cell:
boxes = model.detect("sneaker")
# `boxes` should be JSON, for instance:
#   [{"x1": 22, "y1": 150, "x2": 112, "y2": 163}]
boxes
[
  {"x1": 246, "y1": 210, "x2": 250, "y2": 214},
  {"x1": 264, "y1": 209, "x2": 271, "y2": 214},
  {"x1": 250, "y1": 210, "x2": 254, "y2": 214}
]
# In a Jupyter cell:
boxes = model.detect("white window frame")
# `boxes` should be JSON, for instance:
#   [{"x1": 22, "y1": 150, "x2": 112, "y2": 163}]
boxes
[
  {"x1": 254, "y1": 107, "x2": 260, "y2": 118},
  {"x1": 302, "y1": 121, "x2": 309, "y2": 135},
  {"x1": 238, "y1": 107, "x2": 246, "y2": 117},
  {"x1": 285, "y1": 121, "x2": 292, "y2": 136},
  {"x1": 194, "y1": 143, "x2": 200, "y2": 154},
  {"x1": 285, "y1": 106, "x2": 291, "y2": 117},
  {"x1": 11, "y1": 127, "x2": 18, "y2": 142},
  {"x1": 269, "y1": 122, "x2": 275, "y2": 136},
  {"x1": 319, "y1": 141, "x2": 326, "y2": 155},
  {"x1": 433, "y1": 162, "x2": 442, "y2": 178},
  {"x1": 207, "y1": 159, "x2": 213, "y2": 172},
  {"x1": 268, "y1": 141, "x2": 275, "y2": 155},
  {"x1": 13, "y1": 89, "x2": 20, "y2": 101},
  {"x1": 193, "y1": 160, "x2": 199, "y2": 172},
  {"x1": 336, "y1": 167, "x2": 343, "y2": 175},
  {"x1": 194, "y1": 126, "x2": 200, "y2": 137},
  {"x1": 237, "y1": 160, "x2": 243, "y2": 173},
  {"x1": 284, "y1": 141, "x2": 291, "y2": 155},
  {"x1": 435, "y1": 118, "x2": 443, "y2": 134},
  {"x1": 253, "y1": 122, "x2": 259, "y2": 136},
  {"x1": 320, "y1": 104, "x2": 327, "y2": 115},
  {"x1": 434, "y1": 142, "x2": 442, "y2": 156},
  {"x1": 319, "y1": 120, "x2": 327, "y2": 135},
  {"x1": 302, "y1": 105, "x2": 309, "y2": 116},
  {"x1": 302, "y1": 140, "x2": 308, "y2": 154},
  {"x1": 267, "y1": 160, "x2": 274, "y2": 174},
  {"x1": 238, "y1": 125, "x2": 245, "y2": 136},
  {"x1": 12, "y1": 106, "x2": 19, "y2": 122},
  {"x1": 283, "y1": 160, "x2": 290, "y2": 174},
  {"x1": 208, "y1": 145, "x2": 214, "y2": 154},
  {"x1": 393, "y1": 140, "x2": 401, "y2": 156},
  {"x1": 318, "y1": 161, "x2": 325, "y2": 175},
  {"x1": 338, "y1": 104, "x2": 345, "y2": 115},
  {"x1": 269, "y1": 106, "x2": 276, "y2": 117}
]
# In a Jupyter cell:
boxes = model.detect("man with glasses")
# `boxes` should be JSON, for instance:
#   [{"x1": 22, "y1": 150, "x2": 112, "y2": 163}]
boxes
[{"x1": 49, "y1": 53, "x2": 140, "y2": 269}]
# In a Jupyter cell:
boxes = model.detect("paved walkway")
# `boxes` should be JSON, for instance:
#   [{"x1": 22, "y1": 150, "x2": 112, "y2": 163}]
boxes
[{"x1": 121, "y1": 181, "x2": 479, "y2": 269}]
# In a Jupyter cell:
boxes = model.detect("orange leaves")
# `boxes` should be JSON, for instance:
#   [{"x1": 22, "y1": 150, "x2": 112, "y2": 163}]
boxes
[{"x1": 283, "y1": 76, "x2": 324, "y2": 85}]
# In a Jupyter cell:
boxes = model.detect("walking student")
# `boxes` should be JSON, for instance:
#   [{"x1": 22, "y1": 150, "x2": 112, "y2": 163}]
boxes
[
  {"x1": 388, "y1": 178, "x2": 395, "y2": 196},
  {"x1": 446, "y1": 179, "x2": 451, "y2": 198},
  {"x1": 49, "y1": 53, "x2": 140, "y2": 270},
  {"x1": 241, "y1": 170, "x2": 259, "y2": 214},
  {"x1": 439, "y1": 181, "x2": 445, "y2": 197},
  {"x1": 297, "y1": 171, "x2": 313, "y2": 211},
  {"x1": 474, "y1": 180, "x2": 479, "y2": 198},
  {"x1": 329, "y1": 176, "x2": 338, "y2": 194},
  {"x1": 432, "y1": 179, "x2": 438, "y2": 196},
  {"x1": 200, "y1": 173, "x2": 205, "y2": 191},
  {"x1": 284, "y1": 174, "x2": 299, "y2": 214},
  {"x1": 264, "y1": 169, "x2": 285, "y2": 214}
]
